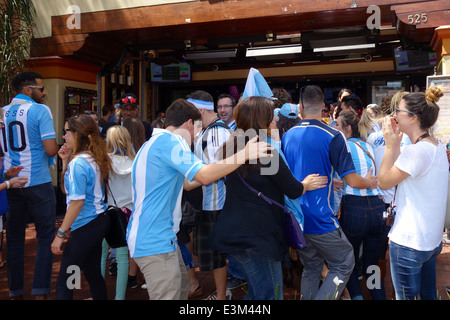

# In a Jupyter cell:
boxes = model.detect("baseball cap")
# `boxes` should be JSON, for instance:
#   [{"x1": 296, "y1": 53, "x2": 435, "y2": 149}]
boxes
[
  {"x1": 274, "y1": 103, "x2": 299, "y2": 121},
  {"x1": 120, "y1": 93, "x2": 138, "y2": 108}
]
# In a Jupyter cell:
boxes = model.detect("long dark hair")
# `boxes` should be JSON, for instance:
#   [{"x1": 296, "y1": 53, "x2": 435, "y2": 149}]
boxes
[
  {"x1": 220, "y1": 96, "x2": 274, "y2": 175},
  {"x1": 123, "y1": 117, "x2": 146, "y2": 152}
]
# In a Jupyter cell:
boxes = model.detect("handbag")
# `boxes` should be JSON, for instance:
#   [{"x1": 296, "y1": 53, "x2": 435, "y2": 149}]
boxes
[
  {"x1": 237, "y1": 171, "x2": 306, "y2": 249},
  {"x1": 181, "y1": 200, "x2": 201, "y2": 227},
  {"x1": 104, "y1": 184, "x2": 129, "y2": 248},
  {"x1": 385, "y1": 186, "x2": 397, "y2": 227}
]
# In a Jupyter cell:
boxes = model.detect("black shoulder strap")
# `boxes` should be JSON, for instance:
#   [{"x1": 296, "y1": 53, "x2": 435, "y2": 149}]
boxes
[{"x1": 201, "y1": 120, "x2": 231, "y2": 159}]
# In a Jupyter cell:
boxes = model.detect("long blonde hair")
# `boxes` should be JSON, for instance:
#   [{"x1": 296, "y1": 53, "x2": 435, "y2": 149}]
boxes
[{"x1": 106, "y1": 126, "x2": 135, "y2": 160}]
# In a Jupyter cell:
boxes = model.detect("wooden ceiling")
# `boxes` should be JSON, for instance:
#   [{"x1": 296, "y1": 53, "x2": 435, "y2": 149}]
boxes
[{"x1": 30, "y1": 0, "x2": 449, "y2": 70}]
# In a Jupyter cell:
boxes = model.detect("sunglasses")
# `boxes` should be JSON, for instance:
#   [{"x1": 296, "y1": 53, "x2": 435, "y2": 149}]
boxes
[
  {"x1": 26, "y1": 85, "x2": 45, "y2": 92},
  {"x1": 395, "y1": 108, "x2": 415, "y2": 116},
  {"x1": 63, "y1": 128, "x2": 72, "y2": 135},
  {"x1": 121, "y1": 96, "x2": 137, "y2": 104}
]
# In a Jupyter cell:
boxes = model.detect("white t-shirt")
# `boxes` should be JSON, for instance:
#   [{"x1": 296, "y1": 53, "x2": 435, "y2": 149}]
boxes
[{"x1": 389, "y1": 140, "x2": 448, "y2": 251}]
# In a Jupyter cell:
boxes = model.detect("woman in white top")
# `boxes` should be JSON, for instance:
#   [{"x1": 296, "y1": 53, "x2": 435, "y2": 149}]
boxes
[
  {"x1": 379, "y1": 86, "x2": 447, "y2": 300},
  {"x1": 101, "y1": 126, "x2": 135, "y2": 300}
]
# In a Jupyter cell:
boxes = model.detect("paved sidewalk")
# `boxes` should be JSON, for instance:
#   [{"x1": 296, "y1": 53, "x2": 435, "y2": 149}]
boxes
[{"x1": 0, "y1": 223, "x2": 448, "y2": 300}]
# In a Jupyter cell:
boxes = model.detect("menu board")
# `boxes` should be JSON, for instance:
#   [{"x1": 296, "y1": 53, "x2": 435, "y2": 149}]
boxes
[{"x1": 427, "y1": 75, "x2": 450, "y2": 145}]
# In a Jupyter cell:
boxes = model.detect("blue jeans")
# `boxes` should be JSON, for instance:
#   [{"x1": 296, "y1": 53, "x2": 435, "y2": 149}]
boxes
[
  {"x1": 228, "y1": 255, "x2": 246, "y2": 279},
  {"x1": 229, "y1": 249, "x2": 283, "y2": 300},
  {"x1": 179, "y1": 243, "x2": 195, "y2": 270},
  {"x1": 6, "y1": 182, "x2": 56, "y2": 297},
  {"x1": 339, "y1": 195, "x2": 389, "y2": 300},
  {"x1": 389, "y1": 241, "x2": 442, "y2": 300}
]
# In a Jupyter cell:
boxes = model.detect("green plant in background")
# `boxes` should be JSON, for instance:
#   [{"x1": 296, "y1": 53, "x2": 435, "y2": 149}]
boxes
[{"x1": 0, "y1": 0, "x2": 35, "y2": 106}]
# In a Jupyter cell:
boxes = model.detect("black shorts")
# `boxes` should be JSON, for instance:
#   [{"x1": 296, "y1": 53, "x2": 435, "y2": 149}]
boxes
[{"x1": 194, "y1": 210, "x2": 227, "y2": 271}]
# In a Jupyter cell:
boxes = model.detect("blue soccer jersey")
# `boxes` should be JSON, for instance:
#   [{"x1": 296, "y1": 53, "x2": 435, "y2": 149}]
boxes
[
  {"x1": 282, "y1": 119, "x2": 355, "y2": 234},
  {"x1": 127, "y1": 129, "x2": 205, "y2": 258},
  {"x1": 344, "y1": 138, "x2": 383, "y2": 197},
  {"x1": 1, "y1": 94, "x2": 56, "y2": 187},
  {"x1": 65, "y1": 154, "x2": 107, "y2": 231}
]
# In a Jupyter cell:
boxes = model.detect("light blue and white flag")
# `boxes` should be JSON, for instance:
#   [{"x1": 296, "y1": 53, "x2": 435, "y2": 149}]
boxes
[{"x1": 241, "y1": 67, "x2": 273, "y2": 100}]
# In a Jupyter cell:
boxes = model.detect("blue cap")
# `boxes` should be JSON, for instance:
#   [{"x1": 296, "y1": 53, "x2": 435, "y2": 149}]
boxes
[{"x1": 274, "y1": 103, "x2": 299, "y2": 120}]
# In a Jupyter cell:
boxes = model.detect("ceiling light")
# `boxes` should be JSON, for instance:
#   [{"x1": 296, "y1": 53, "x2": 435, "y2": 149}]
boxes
[
  {"x1": 185, "y1": 49, "x2": 237, "y2": 60},
  {"x1": 246, "y1": 44, "x2": 302, "y2": 57},
  {"x1": 313, "y1": 43, "x2": 375, "y2": 53}
]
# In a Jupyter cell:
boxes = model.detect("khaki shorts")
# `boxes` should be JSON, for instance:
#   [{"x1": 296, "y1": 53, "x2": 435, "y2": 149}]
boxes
[{"x1": 134, "y1": 245, "x2": 189, "y2": 300}]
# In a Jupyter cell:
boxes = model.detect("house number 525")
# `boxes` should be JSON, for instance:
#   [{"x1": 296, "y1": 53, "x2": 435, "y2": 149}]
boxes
[{"x1": 408, "y1": 13, "x2": 428, "y2": 24}]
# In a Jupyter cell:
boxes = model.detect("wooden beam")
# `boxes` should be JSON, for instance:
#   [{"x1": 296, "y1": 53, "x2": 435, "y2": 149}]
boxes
[
  {"x1": 392, "y1": 0, "x2": 450, "y2": 29},
  {"x1": 31, "y1": 34, "x2": 88, "y2": 57},
  {"x1": 49, "y1": 0, "x2": 426, "y2": 36}
]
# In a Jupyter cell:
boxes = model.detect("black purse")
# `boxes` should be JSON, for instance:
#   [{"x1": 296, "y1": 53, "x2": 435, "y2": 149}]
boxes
[
  {"x1": 104, "y1": 184, "x2": 129, "y2": 248},
  {"x1": 237, "y1": 172, "x2": 306, "y2": 249},
  {"x1": 181, "y1": 200, "x2": 201, "y2": 227}
]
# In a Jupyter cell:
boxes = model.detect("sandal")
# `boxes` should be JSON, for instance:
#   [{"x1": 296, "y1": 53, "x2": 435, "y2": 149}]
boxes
[{"x1": 188, "y1": 285, "x2": 203, "y2": 299}]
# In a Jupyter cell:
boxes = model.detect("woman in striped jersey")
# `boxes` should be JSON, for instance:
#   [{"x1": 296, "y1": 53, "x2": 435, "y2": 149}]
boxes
[
  {"x1": 334, "y1": 110, "x2": 389, "y2": 300},
  {"x1": 52, "y1": 114, "x2": 113, "y2": 300}
]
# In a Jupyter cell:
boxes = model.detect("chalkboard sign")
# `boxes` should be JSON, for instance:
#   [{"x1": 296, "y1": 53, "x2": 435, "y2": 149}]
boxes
[{"x1": 427, "y1": 75, "x2": 450, "y2": 144}]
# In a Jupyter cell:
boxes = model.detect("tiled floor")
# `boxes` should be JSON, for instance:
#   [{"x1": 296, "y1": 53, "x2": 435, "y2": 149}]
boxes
[{"x1": 0, "y1": 223, "x2": 448, "y2": 300}]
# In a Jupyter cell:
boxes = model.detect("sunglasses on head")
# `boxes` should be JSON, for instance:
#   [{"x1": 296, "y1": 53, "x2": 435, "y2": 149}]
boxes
[
  {"x1": 26, "y1": 85, "x2": 45, "y2": 93},
  {"x1": 121, "y1": 96, "x2": 137, "y2": 104}
]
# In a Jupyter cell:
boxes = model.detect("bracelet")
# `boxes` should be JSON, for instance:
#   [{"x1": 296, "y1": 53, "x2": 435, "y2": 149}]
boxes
[
  {"x1": 5, "y1": 180, "x2": 10, "y2": 189},
  {"x1": 1, "y1": 171, "x2": 6, "y2": 181},
  {"x1": 56, "y1": 228, "x2": 67, "y2": 238}
]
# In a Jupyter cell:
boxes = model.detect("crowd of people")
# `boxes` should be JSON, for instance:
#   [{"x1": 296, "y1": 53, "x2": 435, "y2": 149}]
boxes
[{"x1": 0, "y1": 71, "x2": 448, "y2": 300}]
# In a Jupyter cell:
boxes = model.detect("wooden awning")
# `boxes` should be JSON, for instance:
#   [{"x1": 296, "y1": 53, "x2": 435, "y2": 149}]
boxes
[{"x1": 30, "y1": 0, "x2": 449, "y2": 67}]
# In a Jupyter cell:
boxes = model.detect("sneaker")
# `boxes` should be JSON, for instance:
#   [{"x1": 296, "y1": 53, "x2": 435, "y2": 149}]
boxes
[
  {"x1": 205, "y1": 289, "x2": 232, "y2": 300},
  {"x1": 141, "y1": 283, "x2": 147, "y2": 290},
  {"x1": 108, "y1": 258, "x2": 117, "y2": 276},
  {"x1": 127, "y1": 276, "x2": 138, "y2": 289},
  {"x1": 227, "y1": 275, "x2": 247, "y2": 290}
]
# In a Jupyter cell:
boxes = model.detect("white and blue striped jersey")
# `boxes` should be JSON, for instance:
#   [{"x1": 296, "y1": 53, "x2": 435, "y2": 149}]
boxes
[
  {"x1": 127, "y1": 129, "x2": 205, "y2": 258},
  {"x1": 367, "y1": 130, "x2": 411, "y2": 204},
  {"x1": 344, "y1": 138, "x2": 383, "y2": 197},
  {"x1": 228, "y1": 119, "x2": 236, "y2": 130},
  {"x1": 65, "y1": 154, "x2": 107, "y2": 231},
  {"x1": 194, "y1": 120, "x2": 230, "y2": 211},
  {"x1": 1, "y1": 94, "x2": 56, "y2": 187}
]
